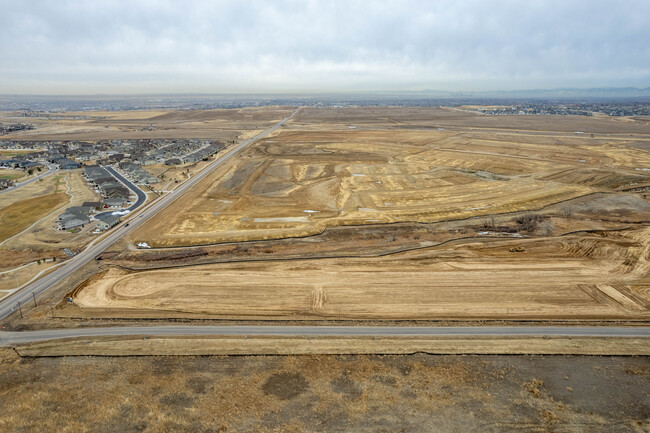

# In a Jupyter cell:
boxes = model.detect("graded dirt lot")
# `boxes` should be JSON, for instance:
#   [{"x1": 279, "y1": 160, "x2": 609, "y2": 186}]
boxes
[
  {"x1": 55, "y1": 107, "x2": 650, "y2": 323},
  {"x1": 70, "y1": 227, "x2": 650, "y2": 321},
  {"x1": 0, "y1": 349, "x2": 648, "y2": 432},
  {"x1": 131, "y1": 108, "x2": 650, "y2": 246}
]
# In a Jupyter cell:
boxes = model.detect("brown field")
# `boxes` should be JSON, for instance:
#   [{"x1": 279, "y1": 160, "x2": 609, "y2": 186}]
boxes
[
  {"x1": 69, "y1": 227, "x2": 650, "y2": 321},
  {"x1": 0, "y1": 168, "x2": 27, "y2": 181},
  {"x1": 293, "y1": 106, "x2": 650, "y2": 134},
  {"x1": 132, "y1": 109, "x2": 650, "y2": 247},
  {"x1": 1, "y1": 106, "x2": 295, "y2": 141},
  {"x1": 0, "y1": 192, "x2": 68, "y2": 242},
  {"x1": 3, "y1": 171, "x2": 101, "y2": 251},
  {"x1": 49, "y1": 107, "x2": 648, "y2": 324},
  {"x1": 0, "y1": 149, "x2": 41, "y2": 157},
  {"x1": 0, "y1": 260, "x2": 60, "y2": 299},
  {"x1": 1, "y1": 348, "x2": 648, "y2": 432},
  {"x1": 14, "y1": 335, "x2": 650, "y2": 357},
  {"x1": 0, "y1": 171, "x2": 65, "y2": 209}
]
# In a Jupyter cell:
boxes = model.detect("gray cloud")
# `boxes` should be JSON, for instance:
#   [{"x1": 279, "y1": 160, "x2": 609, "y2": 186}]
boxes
[{"x1": 0, "y1": 0, "x2": 648, "y2": 93}]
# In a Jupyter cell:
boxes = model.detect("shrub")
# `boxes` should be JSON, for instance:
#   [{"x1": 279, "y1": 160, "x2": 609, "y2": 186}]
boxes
[
  {"x1": 538, "y1": 219, "x2": 554, "y2": 236},
  {"x1": 514, "y1": 214, "x2": 543, "y2": 232},
  {"x1": 482, "y1": 215, "x2": 496, "y2": 230}
]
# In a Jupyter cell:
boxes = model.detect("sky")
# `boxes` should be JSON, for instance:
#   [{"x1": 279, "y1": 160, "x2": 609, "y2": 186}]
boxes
[{"x1": 0, "y1": 0, "x2": 649, "y2": 94}]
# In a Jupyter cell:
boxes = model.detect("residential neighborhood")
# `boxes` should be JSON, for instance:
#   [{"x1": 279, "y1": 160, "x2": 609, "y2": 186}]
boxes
[
  {"x1": 1, "y1": 138, "x2": 224, "y2": 167},
  {"x1": 0, "y1": 137, "x2": 225, "y2": 229},
  {"x1": 0, "y1": 138, "x2": 225, "y2": 192}
]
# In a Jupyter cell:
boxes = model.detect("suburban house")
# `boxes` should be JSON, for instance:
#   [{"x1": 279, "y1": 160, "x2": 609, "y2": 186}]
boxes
[
  {"x1": 103, "y1": 196, "x2": 128, "y2": 207},
  {"x1": 57, "y1": 158, "x2": 81, "y2": 169},
  {"x1": 82, "y1": 201, "x2": 103, "y2": 211},
  {"x1": 118, "y1": 162, "x2": 158, "y2": 184},
  {"x1": 0, "y1": 178, "x2": 14, "y2": 190},
  {"x1": 56, "y1": 206, "x2": 93, "y2": 230},
  {"x1": 96, "y1": 214, "x2": 122, "y2": 230}
]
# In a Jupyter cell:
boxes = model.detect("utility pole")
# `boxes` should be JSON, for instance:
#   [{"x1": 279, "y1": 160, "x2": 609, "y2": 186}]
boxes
[
  {"x1": 32, "y1": 292, "x2": 37, "y2": 308},
  {"x1": 17, "y1": 302, "x2": 23, "y2": 319}
]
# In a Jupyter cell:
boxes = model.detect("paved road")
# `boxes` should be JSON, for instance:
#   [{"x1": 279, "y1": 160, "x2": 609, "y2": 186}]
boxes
[
  {"x1": 0, "y1": 163, "x2": 57, "y2": 194},
  {"x1": 94, "y1": 166, "x2": 148, "y2": 219},
  {"x1": 0, "y1": 109, "x2": 300, "y2": 322},
  {"x1": 1, "y1": 325, "x2": 648, "y2": 346}
]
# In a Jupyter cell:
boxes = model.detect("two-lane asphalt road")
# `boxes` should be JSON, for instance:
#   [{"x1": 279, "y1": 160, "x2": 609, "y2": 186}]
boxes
[
  {"x1": 0, "y1": 163, "x2": 57, "y2": 194},
  {"x1": 0, "y1": 108, "x2": 301, "y2": 322},
  {"x1": 94, "y1": 165, "x2": 148, "y2": 219},
  {"x1": 1, "y1": 325, "x2": 648, "y2": 346}
]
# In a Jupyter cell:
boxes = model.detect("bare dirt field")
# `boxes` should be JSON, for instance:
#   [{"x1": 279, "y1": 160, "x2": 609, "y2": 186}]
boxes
[
  {"x1": 52, "y1": 107, "x2": 649, "y2": 324},
  {"x1": 0, "y1": 349, "x2": 648, "y2": 432},
  {"x1": 294, "y1": 106, "x2": 650, "y2": 134},
  {"x1": 1, "y1": 106, "x2": 295, "y2": 141},
  {"x1": 131, "y1": 109, "x2": 650, "y2": 247},
  {"x1": 68, "y1": 227, "x2": 650, "y2": 321}
]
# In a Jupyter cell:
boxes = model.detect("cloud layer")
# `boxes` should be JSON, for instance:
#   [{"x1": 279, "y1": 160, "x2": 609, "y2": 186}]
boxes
[{"x1": 1, "y1": 0, "x2": 649, "y2": 93}]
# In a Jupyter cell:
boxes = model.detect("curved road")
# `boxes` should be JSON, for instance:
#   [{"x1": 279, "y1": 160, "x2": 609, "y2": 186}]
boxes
[
  {"x1": 1, "y1": 325, "x2": 648, "y2": 346},
  {"x1": 94, "y1": 165, "x2": 148, "y2": 219},
  {"x1": 0, "y1": 109, "x2": 301, "y2": 322},
  {"x1": 0, "y1": 163, "x2": 57, "y2": 194}
]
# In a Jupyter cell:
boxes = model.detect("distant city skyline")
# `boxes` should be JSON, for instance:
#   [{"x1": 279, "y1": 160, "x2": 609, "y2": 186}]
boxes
[{"x1": 1, "y1": 0, "x2": 649, "y2": 94}]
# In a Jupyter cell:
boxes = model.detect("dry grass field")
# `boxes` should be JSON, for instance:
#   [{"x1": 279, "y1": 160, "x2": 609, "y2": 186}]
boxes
[
  {"x1": 0, "y1": 168, "x2": 27, "y2": 181},
  {"x1": 0, "y1": 193, "x2": 68, "y2": 242},
  {"x1": 293, "y1": 106, "x2": 650, "y2": 134},
  {"x1": 0, "y1": 171, "x2": 65, "y2": 208},
  {"x1": 0, "y1": 349, "x2": 648, "y2": 432},
  {"x1": 3, "y1": 171, "x2": 101, "y2": 251},
  {"x1": 0, "y1": 170, "x2": 102, "y2": 297},
  {"x1": 15, "y1": 335, "x2": 650, "y2": 357}
]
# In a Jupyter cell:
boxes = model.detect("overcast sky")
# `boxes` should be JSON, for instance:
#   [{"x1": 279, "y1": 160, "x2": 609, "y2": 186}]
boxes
[{"x1": 0, "y1": 0, "x2": 648, "y2": 94}]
